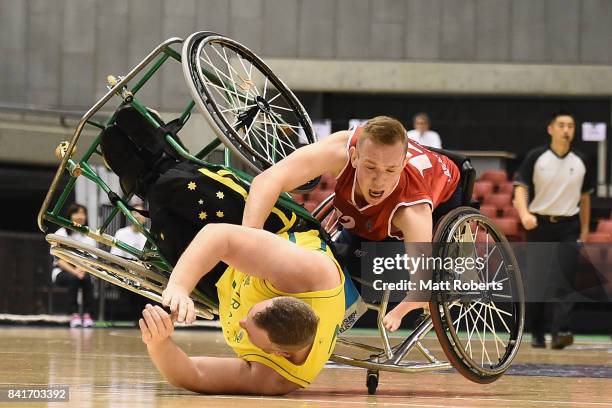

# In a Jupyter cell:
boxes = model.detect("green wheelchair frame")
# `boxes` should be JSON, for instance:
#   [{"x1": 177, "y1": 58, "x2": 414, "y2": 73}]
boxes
[{"x1": 38, "y1": 33, "x2": 524, "y2": 394}]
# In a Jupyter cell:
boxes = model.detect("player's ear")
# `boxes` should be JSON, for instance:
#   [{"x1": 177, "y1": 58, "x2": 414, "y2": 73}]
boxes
[
  {"x1": 273, "y1": 351, "x2": 291, "y2": 358},
  {"x1": 349, "y1": 146, "x2": 358, "y2": 168}
]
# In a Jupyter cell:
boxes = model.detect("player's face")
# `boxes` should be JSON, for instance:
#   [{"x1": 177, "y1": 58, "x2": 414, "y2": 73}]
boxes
[
  {"x1": 239, "y1": 299, "x2": 288, "y2": 356},
  {"x1": 548, "y1": 115, "x2": 575, "y2": 145},
  {"x1": 351, "y1": 138, "x2": 407, "y2": 205}
]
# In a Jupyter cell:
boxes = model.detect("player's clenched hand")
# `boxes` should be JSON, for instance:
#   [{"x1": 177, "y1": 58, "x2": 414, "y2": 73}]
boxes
[
  {"x1": 139, "y1": 304, "x2": 174, "y2": 346},
  {"x1": 161, "y1": 284, "x2": 196, "y2": 324}
]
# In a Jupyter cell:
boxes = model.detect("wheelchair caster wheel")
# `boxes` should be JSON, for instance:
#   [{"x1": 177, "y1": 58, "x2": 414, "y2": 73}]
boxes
[{"x1": 366, "y1": 370, "x2": 379, "y2": 395}]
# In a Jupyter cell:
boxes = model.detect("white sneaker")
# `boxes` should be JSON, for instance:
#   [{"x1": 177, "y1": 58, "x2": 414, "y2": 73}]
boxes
[
  {"x1": 69, "y1": 313, "x2": 82, "y2": 328},
  {"x1": 82, "y1": 313, "x2": 94, "y2": 328}
]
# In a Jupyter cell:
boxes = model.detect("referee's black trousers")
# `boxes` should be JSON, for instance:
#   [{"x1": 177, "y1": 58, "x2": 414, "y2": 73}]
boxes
[{"x1": 526, "y1": 215, "x2": 580, "y2": 337}]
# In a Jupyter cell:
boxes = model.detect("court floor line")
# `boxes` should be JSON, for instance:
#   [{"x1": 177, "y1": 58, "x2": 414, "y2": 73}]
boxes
[{"x1": 206, "y1": 395, "x2": 458, "y2": 407}]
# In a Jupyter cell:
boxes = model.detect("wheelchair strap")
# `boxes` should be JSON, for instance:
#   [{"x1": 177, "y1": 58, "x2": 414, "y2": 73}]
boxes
[
  {"x1": 106, "y1": 191, "x2": 150, "y2": 218},
  {"x1": 156, "y1": 117, "x2": 188, "y2": 154}
]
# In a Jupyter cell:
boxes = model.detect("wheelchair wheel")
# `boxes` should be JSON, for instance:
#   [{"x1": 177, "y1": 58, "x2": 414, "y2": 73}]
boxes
[
  {"x1": 429, "y1": 207, "x2": 524, "y2": 383},
  {"x1": 182, "y1": 31, "x2": 316, "y2": 176},
  {"x1": 46, "y1": 234, "x2": 216, "y2": 319}
]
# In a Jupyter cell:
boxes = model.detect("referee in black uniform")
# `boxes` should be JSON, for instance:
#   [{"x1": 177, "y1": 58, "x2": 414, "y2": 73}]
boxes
[{"x1": 513, "y1": 110, "x2": 593, "y2": 349}]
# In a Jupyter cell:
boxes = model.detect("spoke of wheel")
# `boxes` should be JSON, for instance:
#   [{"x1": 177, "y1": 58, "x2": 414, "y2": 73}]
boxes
[
  {"x1": 235, "y1": 53, "x2": 260, "y2": 99},
  {"x1": 249, "y1": 124, "x2": 277, "y2": 162},
  {"x1": 262, "y1": 75, "x2": 269, "y2": 99},
  {"x1": 200, "y1": 50, "x2": 243, "y2": 106},
  {"x1": 490, "y1": 252, "x2": 505, "y2": 283},
  {"x1": 199, "y1": 77, "x2": 236, "y2": 109},
  {"x1": 454, "y1": 303, "x2": 464, "y2": 334},
  {"x1": 465, "y1": 304, "x2": 477, "y2": 358},
  {"x1": 200, "y1": 68, "x2": 247, "y2": 109},
  {"x1": 266, "y1": 91, "x2": 283, "y2": 104},
  {"x1": 474, "y1": 301, "x2": 508, "y2": 350},
  {"x1": 219, "y1": 104, "x2": 256, "y2": 114},
  {"x1": 270, "y1": 114, "x2": 304, "y2": 144},
  {"x1": 250, "y1": 117, "x2": 284, "y2": 158},
  {"x1": 488, "y1": 303, "x2": 501, "y2": 358},
  {"x1": 485, "y1": 232, "x2": 490, "y2": 286},
  {"x1": 267, "y1": 103, "x2": 294, "y2": 112},
  {"x1": 253, "y1": 121, "x2": 286, "y2": 161},
  {"x1": 215, "y1": 43, "x2": 249, "y2": 97},
  {"x1": 262, "y1": 111, "x2": 270, "y2": 159},
  {"x1": 216, "y1": 43, "x2": 241, "y2": 107},
  {"x1": 247, "y1": 58, "x2": 257, "y2": 96},
  {"x1": 453, "y1": 301, "x2": 478, "y2": 326},
  {"x1": 254, "y1": 118, "x2": 299, "y2": 151},
  {"x1": 269, "y1": 118, "x2": 289, "y2": 159},
  {"x1": 242, "y1": 111, "x2": 267, "y2": 156},
  {"x1": 467, "y1": 303, "x2": 492, "y2": 366},
  {"x1": 266, "y1": 114, "x2": 297, "y2": 156},
  {"x1": 489, "y1": 301, "x2": 512, "y2": 333},
  {"x1": 471, "y1": 221, "x2": 479, "y2": 261},
  {"x1": 206, "y1": 47, "x2": 251, "y2": 110}
]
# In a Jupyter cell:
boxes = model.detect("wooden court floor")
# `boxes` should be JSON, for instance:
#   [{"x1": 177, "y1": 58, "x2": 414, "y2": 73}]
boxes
[{"x1": 1, "y1": 326, "x2": 611, "y2": 407}]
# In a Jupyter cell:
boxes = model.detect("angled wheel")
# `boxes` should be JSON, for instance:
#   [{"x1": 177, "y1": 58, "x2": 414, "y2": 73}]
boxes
[
  {"x1": 46, "y1": 234, "x2": 217, "y2": 319},
  {"x1": 182, "y1": 31, "x2": 318, "y2": 191},
  {"x1": 429, "y1": 207, "x2": 524, "y2": 383}
]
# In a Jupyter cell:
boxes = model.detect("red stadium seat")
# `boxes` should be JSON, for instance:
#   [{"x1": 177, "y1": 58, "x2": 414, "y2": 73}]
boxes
[
  {"x1": 479, "y1": 169, "x2": 508, "y2": 185},
  {"x1": 303, "y1": 200, "x2": 318, "y2": 212},
  {"x1": 586, "y1": 232, "x2": 612, "y2": 243},
  {"x1": 319, "y1": 172, "x2": 336, "y2": 190},
  {"x1": 308, "y1": 189, "x2": 332, "y2": 205},
  {"x1": 479, "y1": 204, "x2": 498, "y2": 218},
  {"x1": 596, "y1": 220, "x2": 612, "y2": 235},
  {"x1": 502, "y1": 205, "x2": 520, "y2": 219},
  {"x1": 290, "y1": 193, "x2": 307, "y2": 204},
  {"x1": 472, "y1": 180, "x2": 494, "y2": 200},
  {"x1": 493, "y1": 217, "x2": 520, "y2": 240},
  {"x1": 482, "y1": 193, "x2": 512, "y2": 209}
]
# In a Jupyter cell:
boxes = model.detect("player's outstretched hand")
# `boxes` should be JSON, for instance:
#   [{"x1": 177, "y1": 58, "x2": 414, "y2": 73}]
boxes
[
  {"x1": 161, "y1": 284, "x2": 196, "y2": 324},
  {"x1": 139, "y1": 304, "x2": 174, "y2": 346}
]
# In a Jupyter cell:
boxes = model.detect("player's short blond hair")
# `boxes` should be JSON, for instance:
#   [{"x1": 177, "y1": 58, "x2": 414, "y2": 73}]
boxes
[{"x1": 357, "y1": 116, "x2": 408, "y2": 152}]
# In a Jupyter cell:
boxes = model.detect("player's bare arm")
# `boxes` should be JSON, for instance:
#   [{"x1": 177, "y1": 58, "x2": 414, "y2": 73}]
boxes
[
  {"x1": 162, "y1": 223, "x2": 340, "y2": 323},
  {"x1": 243, "y1": 130, "x2": 350, "y2": 229},
  {"x1": 140, "y1": 304, "x2": 299, "y2": 395},
  {"x1": 383, "y1": 204, "x2": 433, "y2": 331}
]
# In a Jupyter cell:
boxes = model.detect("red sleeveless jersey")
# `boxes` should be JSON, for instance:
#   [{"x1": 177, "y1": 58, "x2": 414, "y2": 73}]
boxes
[{"x1": 332, "y1": 127, "x2": 460, "y2": 240}]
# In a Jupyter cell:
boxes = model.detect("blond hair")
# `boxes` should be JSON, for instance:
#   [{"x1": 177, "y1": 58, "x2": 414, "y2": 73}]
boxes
[{"x1": 357, "y1": 116, "x2": 408, "y2": 151}]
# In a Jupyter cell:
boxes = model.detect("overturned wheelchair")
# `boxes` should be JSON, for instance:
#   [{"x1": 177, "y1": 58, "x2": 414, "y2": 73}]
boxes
[{"x1": 39, "y1": 33, "x2": 524, "y2": 394}]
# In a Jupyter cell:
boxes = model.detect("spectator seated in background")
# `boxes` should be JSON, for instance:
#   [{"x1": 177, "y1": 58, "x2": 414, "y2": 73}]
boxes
[
  {"x1": 407, "y1": 112, "x2": 442, "y2": 149},
  {"x1": 51, "y1": 203, "x2": 96, "y2": 328}
]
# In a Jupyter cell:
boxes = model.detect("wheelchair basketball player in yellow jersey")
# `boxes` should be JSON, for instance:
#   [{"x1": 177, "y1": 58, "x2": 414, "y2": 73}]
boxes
[{"x1": 137, "y1": 165, "x2": 345, "y2": 395}]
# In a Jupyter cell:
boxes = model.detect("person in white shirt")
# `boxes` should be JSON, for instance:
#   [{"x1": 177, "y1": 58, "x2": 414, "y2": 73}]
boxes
[
  {"x1": 110, "y1": 204, "x2": 148, "y2": 259},
  {"x1": 406, "y1": 112, "x2": 442, "y2": 149},
  {"x1": 51, "y1": 203, "x2": 97, "y2": 328}
]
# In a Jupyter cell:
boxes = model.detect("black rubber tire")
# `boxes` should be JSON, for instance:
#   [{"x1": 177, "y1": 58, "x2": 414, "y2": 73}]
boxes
[
  {"x1": 429, "y1": 206, "x2": 525, "y2": 383},
  {"x1": 182, "y1": 31, "x2": 316, "y2": 183},
  {"x1": 366, "y1": 370, "x2": 379, "y2": 395}
]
